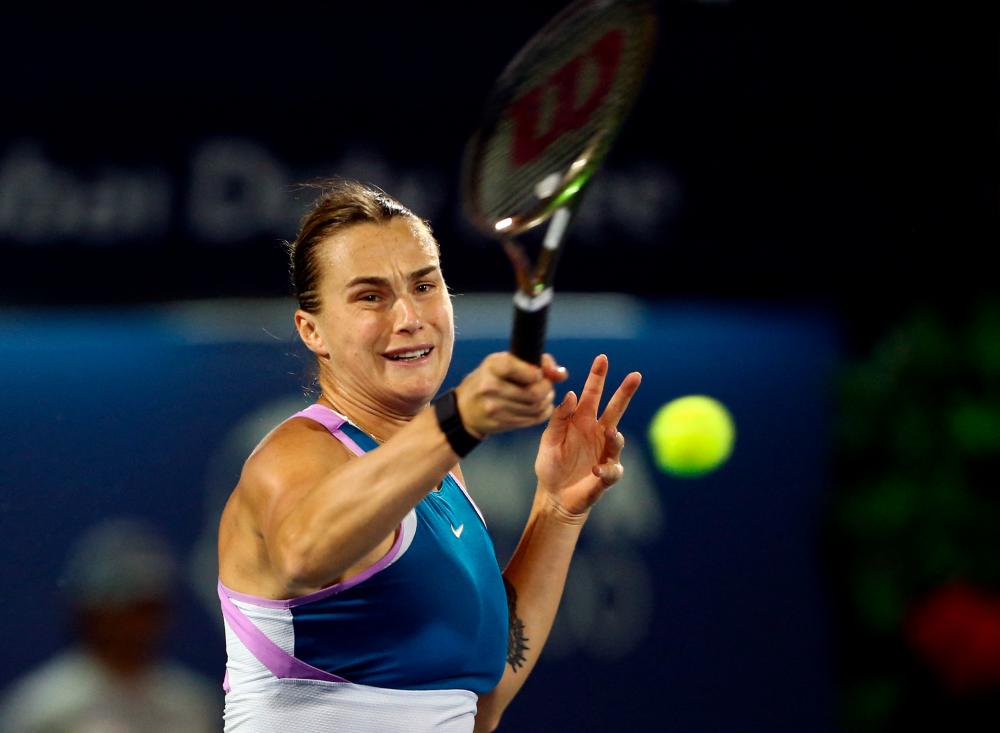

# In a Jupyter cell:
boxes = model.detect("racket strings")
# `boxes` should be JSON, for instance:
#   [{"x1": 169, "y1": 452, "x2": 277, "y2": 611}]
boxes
[{"x1": 468, "y1": 1, "x2": 657, "y2": 232}]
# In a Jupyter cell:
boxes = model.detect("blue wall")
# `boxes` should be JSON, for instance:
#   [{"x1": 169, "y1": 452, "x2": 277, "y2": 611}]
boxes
[{"x1": 0, "y1": 297, "x2": 840, "y2": 732}]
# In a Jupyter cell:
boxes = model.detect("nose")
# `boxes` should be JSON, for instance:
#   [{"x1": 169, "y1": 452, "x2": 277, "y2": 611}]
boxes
[{"x1": 393, "y1": 294, "x2": 422, "y2": 333}]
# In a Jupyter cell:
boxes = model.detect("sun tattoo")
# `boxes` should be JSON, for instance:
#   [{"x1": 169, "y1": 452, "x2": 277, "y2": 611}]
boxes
[{"x1": 504, "y1": 578, "x2": 529, "y2": 672}]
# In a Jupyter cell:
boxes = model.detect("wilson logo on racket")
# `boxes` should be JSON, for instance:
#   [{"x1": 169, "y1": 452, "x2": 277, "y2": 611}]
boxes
[{"x1": 508, "y1": 29, "x2": 624, "y2": 166}]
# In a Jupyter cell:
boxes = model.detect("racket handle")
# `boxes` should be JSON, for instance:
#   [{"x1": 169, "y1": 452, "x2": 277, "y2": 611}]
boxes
[{"x1": 511, "y1": 289, "x2": 553, "y2": 365}]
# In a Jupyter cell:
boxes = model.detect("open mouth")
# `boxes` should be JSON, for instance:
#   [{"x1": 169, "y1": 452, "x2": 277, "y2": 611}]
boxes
[{"x1": 383, "y1": 346, "x2": 433, "y2": 362}]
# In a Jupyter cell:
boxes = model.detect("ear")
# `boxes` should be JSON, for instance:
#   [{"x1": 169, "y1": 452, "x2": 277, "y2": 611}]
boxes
[{"x1": 295, "y1": 309, "x2": 329, "y2": 358}]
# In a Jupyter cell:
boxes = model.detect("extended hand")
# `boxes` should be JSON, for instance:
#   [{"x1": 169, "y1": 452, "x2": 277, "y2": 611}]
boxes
[
  {"x1": 534, "y1": 354, "x2": 642, "y2": 518},
  {"x1": 455, "y1": 352, "x2": 568, "y2": 438}
]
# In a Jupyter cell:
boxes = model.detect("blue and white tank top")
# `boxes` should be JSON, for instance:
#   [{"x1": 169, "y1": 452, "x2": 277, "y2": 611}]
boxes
[{"x1": 219, "y1": 405, "x2": 508, "y2": 732}]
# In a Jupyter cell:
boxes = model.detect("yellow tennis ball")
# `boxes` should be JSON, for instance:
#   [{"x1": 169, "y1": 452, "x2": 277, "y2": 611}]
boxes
[{"x1": 648, "y1": 395, "x2": 735, "y2": 477}]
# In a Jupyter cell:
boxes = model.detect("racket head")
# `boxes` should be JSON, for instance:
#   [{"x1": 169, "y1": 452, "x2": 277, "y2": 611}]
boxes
[{"x1": 462, "y1": 0, "x2": 658, "y2": 242}]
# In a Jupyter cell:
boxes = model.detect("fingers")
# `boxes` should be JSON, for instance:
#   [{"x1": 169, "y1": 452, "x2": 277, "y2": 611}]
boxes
[
  {"x1": 541, "y1": 390, "x2": 578, "y2": 445},
  {"x1": 599, "y1": 371, "x2": 642, "y2": 429},
  {"x1": 472, "y1": 381, "x2": 555, "y2": 424},
  {"x1": 485, "y1": 389, "x2": 556, "y2": 418},
  {"x1": 482, "y1": 352, "x2": 563, "y2": 409},
  {"x1": 496, "y1": 352, "x2": 567, "y2": 385},
  {"x1": 603, "y1": 426, "x2": 626, "y2": 461},
  {"x1": 541, "y1": 353, "x2": 569, "y2": 384},
  {"x1": 576, "y1": 354, "x2": 609, "y2": 418},
  {"x1": 457, "y1": 351, "x2": 639, "y2": 440},
  {"x1": 488, "y1": 377, "x2": 554, "y2": 408},
  {"x1": 562, "y1": 390, "x2": 579, "y2": 415},
  {"x1": 491, "y1": 352, "x2": 546, "y2": 386},
  {"x1": 593, "y1": 459, "x2": 624, "y2": 486},
  {"x1": 592, "y1": 429, "x2": 626, "y2": 486},
  {"x1": 458, "y1": 352, "x2": 562, "y2": 436}
]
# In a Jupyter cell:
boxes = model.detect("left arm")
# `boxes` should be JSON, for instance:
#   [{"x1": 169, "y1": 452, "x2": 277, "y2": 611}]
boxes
[{"x1": 475, "y1": 355, "x2": 641, "y2": 732}]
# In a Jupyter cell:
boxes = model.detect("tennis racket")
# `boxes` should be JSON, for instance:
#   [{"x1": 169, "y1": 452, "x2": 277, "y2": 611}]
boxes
[{"x1": 462, "y1": 0, "x2": 658, "y2": 365}]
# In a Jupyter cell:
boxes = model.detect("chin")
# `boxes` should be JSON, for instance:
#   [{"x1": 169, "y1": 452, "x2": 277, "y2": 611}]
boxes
[
  {"x1": 379, "y1": 353, "x2": 449, "y2": 411},
  {"x1": 388, "y1": 378, "x2": 440, "y2": 411}
]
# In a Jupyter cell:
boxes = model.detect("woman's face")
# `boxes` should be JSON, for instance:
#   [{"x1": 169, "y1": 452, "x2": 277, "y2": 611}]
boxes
[{"x1": 305, "y1": 217, "x2": 454, "y2": 415}]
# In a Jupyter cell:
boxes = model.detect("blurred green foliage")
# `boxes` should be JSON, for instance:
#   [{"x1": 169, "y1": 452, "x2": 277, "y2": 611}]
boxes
[{"x1": 829, "y1": 297, "x2": 1000, "y2": 731}]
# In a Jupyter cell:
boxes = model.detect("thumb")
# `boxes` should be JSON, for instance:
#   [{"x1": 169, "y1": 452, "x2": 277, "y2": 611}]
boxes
[{"x1": 544, "y1": 390, "x2": 577, "y2": 443}]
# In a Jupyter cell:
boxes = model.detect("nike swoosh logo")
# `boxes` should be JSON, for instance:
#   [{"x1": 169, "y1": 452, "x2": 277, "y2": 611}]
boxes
[{"x1": 451, "y1": 524, "x2": 464, "y2": 539}]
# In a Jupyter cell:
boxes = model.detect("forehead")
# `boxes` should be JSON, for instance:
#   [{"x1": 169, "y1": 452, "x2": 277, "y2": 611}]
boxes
[{"x1": 320, "y1": 218, "x2": 440, "y2": 286}]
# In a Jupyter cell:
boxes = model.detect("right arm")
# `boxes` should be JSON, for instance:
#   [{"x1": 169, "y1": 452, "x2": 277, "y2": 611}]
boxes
[
  {"x1": 261, "y1": 406, "x2": 463, "y2": 594},
  {"x1": 223, "y1": 353, "x2": 561, "y2": 597}
]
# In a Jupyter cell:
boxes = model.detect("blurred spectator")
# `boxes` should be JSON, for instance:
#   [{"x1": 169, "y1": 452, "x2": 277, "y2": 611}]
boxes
[{"x1": 0, "y1": 518, "x2": 220, "y2": 733}]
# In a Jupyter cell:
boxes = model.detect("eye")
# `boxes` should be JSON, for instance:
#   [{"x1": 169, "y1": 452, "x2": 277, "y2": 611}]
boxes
[
  {"x1": 359, "y1": 292, "x2": 382, "y2": 303},
  {"x1": 416, "y1": 282, "x2": 435, "y2": 294}
]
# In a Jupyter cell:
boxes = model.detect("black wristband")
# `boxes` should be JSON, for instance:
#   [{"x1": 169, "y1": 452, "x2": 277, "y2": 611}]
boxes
[{"x1": 432, "y1": 389, "x2": 481, "y2": 458}]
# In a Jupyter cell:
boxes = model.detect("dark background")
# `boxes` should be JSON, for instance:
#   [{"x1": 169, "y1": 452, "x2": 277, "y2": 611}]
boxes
[{"x1": 2, "y1": 2, "x2": 994, "y2": 331}]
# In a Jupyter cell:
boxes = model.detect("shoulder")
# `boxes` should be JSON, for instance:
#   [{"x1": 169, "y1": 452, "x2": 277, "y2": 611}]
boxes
[
  {"x1": 241, "y1": 416, "x2": 353, "y2": 499},
  {"x1": 222, "y1": 414, "x2": 355, "y2": 548}
]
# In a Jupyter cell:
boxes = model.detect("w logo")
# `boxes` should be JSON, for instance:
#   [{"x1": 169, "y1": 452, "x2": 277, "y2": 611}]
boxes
[{"x1": 508, "y1": 29, "x2": 625, "y2": 166}]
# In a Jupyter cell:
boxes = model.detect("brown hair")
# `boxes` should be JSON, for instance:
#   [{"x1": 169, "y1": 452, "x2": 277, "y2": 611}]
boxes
[{"x1": 288, "y1": 179, "x2": 435, "y2": 313}]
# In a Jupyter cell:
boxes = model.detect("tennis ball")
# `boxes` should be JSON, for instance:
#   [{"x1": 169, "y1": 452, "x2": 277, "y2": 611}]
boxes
[{"x1": 648, "y1": 395, "x2": 735, "y2": 477}]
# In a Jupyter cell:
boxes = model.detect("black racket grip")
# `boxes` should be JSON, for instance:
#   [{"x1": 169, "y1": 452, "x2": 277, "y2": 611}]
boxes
[{"x1": 510, "y1": 290, "x2": 552, "y2": 365}]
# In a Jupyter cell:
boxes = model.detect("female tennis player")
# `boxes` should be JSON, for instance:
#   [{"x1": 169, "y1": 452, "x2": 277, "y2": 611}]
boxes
[{"x1": 217, "y1": 180, "x2": 641, "y2": 732}]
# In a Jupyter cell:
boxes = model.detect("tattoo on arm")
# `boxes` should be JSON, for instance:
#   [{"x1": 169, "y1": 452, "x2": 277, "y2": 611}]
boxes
[{"x1": 504, "y1": 578, "x2": 529, "y2": 672}]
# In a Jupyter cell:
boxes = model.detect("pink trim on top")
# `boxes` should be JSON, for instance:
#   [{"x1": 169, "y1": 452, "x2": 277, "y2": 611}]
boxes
[
  {"x1": 332, "y1": 427, "x2": 367, "y2": 457},
  {"x1": 291, "y1": 404, "x2": 369, "y2": 457},
  {"x1": 291, "y1": 403, "x2": 346, "y2": 432},
  {"x1": 218, "y1": 581, "x2": 348, "y2": 684}
]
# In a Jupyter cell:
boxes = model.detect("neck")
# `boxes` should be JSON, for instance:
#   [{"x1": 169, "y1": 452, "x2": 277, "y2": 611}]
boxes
[{"x1": 318, "y1": 385, "x2": 422, "y2": 444}]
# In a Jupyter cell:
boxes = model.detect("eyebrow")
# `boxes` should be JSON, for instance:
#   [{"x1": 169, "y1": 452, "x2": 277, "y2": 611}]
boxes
[{"x1": 345, "y1": 265, "x2": 440, "y2": 290}]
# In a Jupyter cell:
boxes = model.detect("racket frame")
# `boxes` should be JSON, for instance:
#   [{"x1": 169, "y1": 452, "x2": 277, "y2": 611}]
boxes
[{"x1": 462, "y1": 0, "x2": 658, "y2": 364}]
